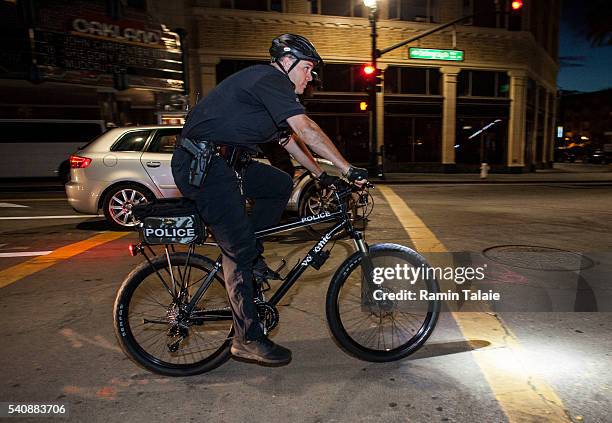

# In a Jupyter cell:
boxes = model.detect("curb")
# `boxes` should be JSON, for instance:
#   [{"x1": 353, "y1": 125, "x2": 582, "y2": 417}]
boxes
[{"x1": 371, "y1": 179, "x2": 612, "y2": 185}]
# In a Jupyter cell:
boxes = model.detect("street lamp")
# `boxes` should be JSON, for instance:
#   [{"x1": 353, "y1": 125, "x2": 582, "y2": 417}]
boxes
[{"x1": 363, "y1": 0, "x2": 380, "y2": 176}]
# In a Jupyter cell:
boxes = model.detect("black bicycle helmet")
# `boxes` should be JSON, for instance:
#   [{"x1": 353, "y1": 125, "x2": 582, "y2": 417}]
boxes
[{"x1": 270, "y1": 34, "x2": 322, "y2": 75}]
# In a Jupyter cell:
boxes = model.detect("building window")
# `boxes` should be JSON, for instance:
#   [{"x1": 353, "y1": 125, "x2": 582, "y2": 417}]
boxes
[
  {"x1": 313, "y1": 0, "x2": 363, "y2": 17},
  {"x1": 310, "y1": 115, "x2": 370, "y2": 163},
  {"x1": 270, "y1": 0, "x2": 282, "y2": 12},
  {"x1": 318, "y1": 64, "x2": 373, "y2": 92},
  {"x1": 219, "y1": 0, "x2": 283, "y2": 12},
  {"x1": 385, "y1": 116, "x2": 441, "y2": 162},
  {"x1": 458, "y1": 70, "x2": 509, "y2": 98},
  {"x1": 466, "y1": 0, "x2": 522, "y2": 30},
  {"x1": 384, "y1": 67, "x2": 441, "y2": 95},
  {"x1": 456, "y1": 117, "x2": 507, "y2": 164},
  {"x1": 310, "y1": 0, "x2": 318, "y2": 14},
  {"x1": 388, "y1": 0, "x2": 437, "y2": 23},
  {"x1": 456, "y1": 102, "x2": 509, "y2": 165}
]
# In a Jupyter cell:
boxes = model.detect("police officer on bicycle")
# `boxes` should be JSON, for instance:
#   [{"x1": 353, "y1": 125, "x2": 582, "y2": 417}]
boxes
[{"x1": 171, "y1": 34, "x2": 368, "y2": 366}]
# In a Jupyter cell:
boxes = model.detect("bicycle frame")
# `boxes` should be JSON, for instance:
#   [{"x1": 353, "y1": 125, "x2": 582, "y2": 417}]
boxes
[{"x1": 131, "y1": 187, "x2": 369, "y2": 319}]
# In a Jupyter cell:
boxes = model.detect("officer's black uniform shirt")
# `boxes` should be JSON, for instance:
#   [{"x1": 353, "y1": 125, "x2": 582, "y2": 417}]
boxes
[{"x1": 182, "y1": 64, "x2": 305, "y2": 151}]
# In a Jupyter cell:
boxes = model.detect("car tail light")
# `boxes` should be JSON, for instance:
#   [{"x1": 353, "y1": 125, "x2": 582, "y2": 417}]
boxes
[{"x1": 69, "y1": 154, "x2": 92, "y2": 168}]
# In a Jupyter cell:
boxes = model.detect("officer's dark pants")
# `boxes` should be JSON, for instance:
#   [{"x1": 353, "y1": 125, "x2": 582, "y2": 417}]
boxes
[{"x1": 171, "y1": 148, "x2": 293, "y2": 341}]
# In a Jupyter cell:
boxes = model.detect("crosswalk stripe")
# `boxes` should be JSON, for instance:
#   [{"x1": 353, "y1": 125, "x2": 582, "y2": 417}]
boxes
[
  {"x1": 0, "y1": 215, "x2": 104, "y2": 220},
  {"x1": 0, "y1": 203, "x2": 29, "y2": 208},
  {"x1": 0, "y1": 251, "x2": 52, "y2": 258},
  {"x1": 378, "y1": 185, "x2": 571, "y2": 423},
  {"x1": 0, "y1": 232, "x2": 128, "y2": 289}
]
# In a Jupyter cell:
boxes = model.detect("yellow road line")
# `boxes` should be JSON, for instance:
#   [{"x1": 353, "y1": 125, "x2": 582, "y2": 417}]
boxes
[
  {"x1": 0, "y1": 232, "x2": 129, "y2": 289},
  {"x1": 378, "y1": 185, "x2": 571, "y2": 423}
]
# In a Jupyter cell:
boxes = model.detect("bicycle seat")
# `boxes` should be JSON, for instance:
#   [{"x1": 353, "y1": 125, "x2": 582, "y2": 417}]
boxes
[{"x1": 132, "y1": 198, "x2": 208, "y2": 245}]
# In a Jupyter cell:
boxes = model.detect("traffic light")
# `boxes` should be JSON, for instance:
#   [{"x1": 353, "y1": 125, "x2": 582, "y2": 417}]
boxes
[
  {"x1": 374, "y1": 67, "x2": 383, "y2": 92},
  {"x1": 362, "y1": 64, "x2": 383, "y2": 93},
  {"x1": 511, "y1": 0, "x2": 524, "y2": 10},
  {"x1": 508, "y1": 0, "x2": 524, "y2": 31},
  {"x1": 362, "y1": 64, "x2": 376, "y2": 93},
  {"x1": 359, "y1": 101, "x2": 368, "y2": 111},
  {"x1": 363, "y1": 64, "x2": 376, "y2": 75}
]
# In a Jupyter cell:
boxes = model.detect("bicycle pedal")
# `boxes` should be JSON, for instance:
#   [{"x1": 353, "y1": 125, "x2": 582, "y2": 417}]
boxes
[
  {"x1": 261, "y1": 280, "x2": 271, "y2": 292},
  {"x1": 254, "y1": 277, "x2": 271, "y2": 292},
  {"x1": 272, "y1": 259, "x2": 288, "y2": 280}
]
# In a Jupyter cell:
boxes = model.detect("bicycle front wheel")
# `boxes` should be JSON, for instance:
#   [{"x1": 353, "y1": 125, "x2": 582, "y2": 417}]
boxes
[
  {"x1": 326, "y1": 243, "x2": 440, "y2": 362},
  {"x1": 113, "y1": 252, "x2": 233, "y2": 376}
]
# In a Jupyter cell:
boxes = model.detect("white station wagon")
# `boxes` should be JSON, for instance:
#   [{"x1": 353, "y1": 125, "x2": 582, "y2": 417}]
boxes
[{"x1": 65, "y1": 125, "x2": 338, "y2": 229}]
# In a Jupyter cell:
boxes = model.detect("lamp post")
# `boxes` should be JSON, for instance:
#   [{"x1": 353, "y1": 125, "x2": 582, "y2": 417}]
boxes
[{"x1": 363, "y1": 0, "x2": 379, "y2": 175}]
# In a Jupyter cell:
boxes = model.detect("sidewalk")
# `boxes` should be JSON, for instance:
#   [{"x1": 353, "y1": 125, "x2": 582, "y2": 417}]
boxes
[
  {"x1": 0, "y1": 164, "x2": 611, "y2": 193},
  {"x1": 373, "y1": 163, "x2": 612, "y2": 184}
]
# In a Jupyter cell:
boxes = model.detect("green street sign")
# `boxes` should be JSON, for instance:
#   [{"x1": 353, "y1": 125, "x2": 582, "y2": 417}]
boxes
[{"x1": 409, "y1": 47, "x2": 464, "y2": 61}]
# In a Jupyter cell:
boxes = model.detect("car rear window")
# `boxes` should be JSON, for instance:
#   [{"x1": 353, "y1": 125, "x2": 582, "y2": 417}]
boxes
[{"x1": 111, "y1": 130, "x2": 152, "y2": 152}]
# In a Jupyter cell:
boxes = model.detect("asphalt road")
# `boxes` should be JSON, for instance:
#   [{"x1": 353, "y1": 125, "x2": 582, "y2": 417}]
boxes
[{"x1": 0, "y1": 184, "x2": 610, "y2": 423}]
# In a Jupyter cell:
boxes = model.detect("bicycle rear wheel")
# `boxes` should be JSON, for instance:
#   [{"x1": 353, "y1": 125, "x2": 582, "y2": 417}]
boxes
[
  {"x1": 113, "y1": 252, "x2": 233, "y2": 376},
  {"x1": 326, "y1": 243, "x2": 440, "y2": 362}
]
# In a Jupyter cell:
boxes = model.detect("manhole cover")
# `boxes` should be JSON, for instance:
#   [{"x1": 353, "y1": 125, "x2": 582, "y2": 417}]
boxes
[{"x1": 482, "y1": 245, "x2": 594, "y2": 271}]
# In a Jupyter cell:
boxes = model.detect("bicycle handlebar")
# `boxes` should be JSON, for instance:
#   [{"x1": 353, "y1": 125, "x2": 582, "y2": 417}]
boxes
[{"x1": 329, "y1": 180, "x2": 374, "y2": 202}]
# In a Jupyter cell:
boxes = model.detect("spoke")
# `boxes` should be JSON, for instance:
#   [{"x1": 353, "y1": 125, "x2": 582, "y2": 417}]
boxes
[
  {"x1": 152, "y1": 334, "x2": 169, "y2": 361},
  {"x1": 138, "y1": 284, "x2": 172, "y2": 307},
  {"x1": 359, "y1": 325, "x2": 380, "y2": 348},
  {"x1": 390, "y1": 314, "x2": 417, "y2": 341},
  {"x1": 340, "y1": 303, "x2": 366, "y2": 314},
  {"x1": 130, "y1": 320, "x2": 166, "y2": 329},
  {"x1": 136, "y1": 328, "x2": 169, "y2": 350},
  {"x1": 342, "y1": 314, "x2": 373, "y2": 332}
]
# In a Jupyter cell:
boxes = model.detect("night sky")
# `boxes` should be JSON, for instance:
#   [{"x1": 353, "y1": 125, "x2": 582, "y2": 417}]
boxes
[{"x1": 557, "y1": 1, "x2": 612, "y2": 92}]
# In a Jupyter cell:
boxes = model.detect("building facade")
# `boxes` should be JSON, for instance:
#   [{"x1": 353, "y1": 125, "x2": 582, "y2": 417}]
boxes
[
  {"x1": 150, "y1": 0, "x2": 560, "y2": 172},
  {"x1": 0, "y1": 0, "x2": 561, "y2": 172}
]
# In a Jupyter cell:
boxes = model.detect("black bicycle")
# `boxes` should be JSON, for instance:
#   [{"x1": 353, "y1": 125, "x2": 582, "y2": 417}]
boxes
[{"x1": 113, "y1": 182, "x2": 440, "y2": 376}]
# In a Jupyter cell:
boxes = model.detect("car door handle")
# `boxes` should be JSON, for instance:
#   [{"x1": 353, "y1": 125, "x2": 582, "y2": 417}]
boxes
[{"x1": 146, "y1": 161, "x2": 161, "y2": 168}]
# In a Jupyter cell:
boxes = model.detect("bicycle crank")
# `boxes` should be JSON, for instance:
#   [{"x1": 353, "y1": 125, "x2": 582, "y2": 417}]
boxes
[{"x1": 256, "y1": 301, "x2": 279, "y2": 335}]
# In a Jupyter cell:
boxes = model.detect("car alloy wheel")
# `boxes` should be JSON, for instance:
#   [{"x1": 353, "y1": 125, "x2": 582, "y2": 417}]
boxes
[
  {"x1": 104, "y1": 184, "x2": 153, "y2": 230},
  {"x1": 298, "y1": 182, "x2": 372, "y2": 239},
  {"x1": 304, "y1": 186, "x2": 335, "y2": 215}
]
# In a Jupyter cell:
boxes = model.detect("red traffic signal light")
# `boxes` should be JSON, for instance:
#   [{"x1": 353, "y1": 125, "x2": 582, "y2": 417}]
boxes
[
  {"x1": 363, "y1": 64, "x2": 376, "y2": 75},
  {"x1": 511, "y1": 0, "x2": 523, "y2": 10},
  {"x1": 509, "y1": 0, "x2": 524, "y2": 30}
]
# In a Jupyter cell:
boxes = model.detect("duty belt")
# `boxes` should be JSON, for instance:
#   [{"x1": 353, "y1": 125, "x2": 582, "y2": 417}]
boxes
[{"x1": 178, "y1": 138, "x2": 255, "y2": 186}]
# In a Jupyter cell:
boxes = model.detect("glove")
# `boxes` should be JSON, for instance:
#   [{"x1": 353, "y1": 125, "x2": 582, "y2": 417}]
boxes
[
  {"x1": 317, "y1": 171, "x2": 341, "y2": 188},
  {"x1": 345, "y1": 166, "x2": 368, "y2": 182}
]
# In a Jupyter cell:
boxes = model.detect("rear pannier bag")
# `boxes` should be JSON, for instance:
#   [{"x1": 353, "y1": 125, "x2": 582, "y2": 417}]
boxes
[{"x1": 132, "y1": 198, "x2": 206, "y2": 245}]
